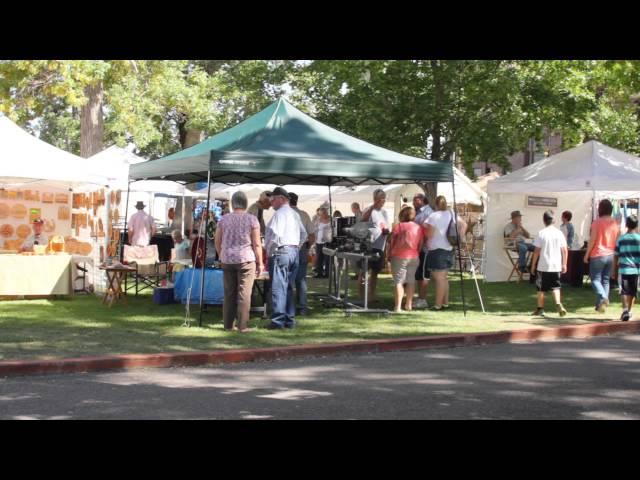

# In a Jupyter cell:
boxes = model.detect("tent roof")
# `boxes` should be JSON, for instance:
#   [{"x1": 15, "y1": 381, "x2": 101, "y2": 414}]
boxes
[
  {"x1": 0, "y1": 115, "x2": 108, "y2": 187},
  {"x1": 488, "y1": 141, "x2": 640, "y2": 194},
  {"x1": 88, "y1": 146, "x2": 204, "y2": 196},
  {"x1": 129, "y1": 98, "x2": 453, "y2": 185}
]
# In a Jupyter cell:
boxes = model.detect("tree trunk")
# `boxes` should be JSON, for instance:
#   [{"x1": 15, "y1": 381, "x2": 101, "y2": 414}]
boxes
[
  {"x1": 173, "y1": 122, "x2": 203, "y2": 235},
  {"x1": 80, "y1": 82, "x2": 104, "y2": 158}
]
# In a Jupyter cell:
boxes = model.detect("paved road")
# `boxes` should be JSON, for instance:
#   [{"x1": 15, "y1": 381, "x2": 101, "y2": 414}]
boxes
[{"x1": 2, "y1": 334, "x2": 640, "y2": 419}]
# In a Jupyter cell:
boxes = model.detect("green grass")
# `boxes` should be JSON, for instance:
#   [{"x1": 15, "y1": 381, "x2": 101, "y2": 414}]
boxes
[{"x1": 0, "y1": 275, "x2": 622, "y2": 361}]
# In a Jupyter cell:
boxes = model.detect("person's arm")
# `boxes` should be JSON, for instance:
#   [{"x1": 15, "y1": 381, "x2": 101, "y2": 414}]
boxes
[
  {"x1": 520, "y1": 225, "x2": 530, "y2": 239},
  {"x1": 530, "y1": 247, "x2": 541, "y2": 274},
  {"x1": 566, "y1": 224, "x2": 575, "y2": 248},
  {"x1": 361, "y1": 205, "x2": 374, "y2": 222},
  {"x1": 561, "y1": 246, "x2": 568, "y2": 274},
  {"x1": 214, "y1": 223, "x2": 223, "y2": 262},
  {"x1": 251, "y1": 226, "x2": 263, "y2": 273},
  {"x1": 613, "y1": 252, "x2": 619, "y2": 279},
  {"x1": 584, "y1": 226, "x2": 595, "y2": 263}
]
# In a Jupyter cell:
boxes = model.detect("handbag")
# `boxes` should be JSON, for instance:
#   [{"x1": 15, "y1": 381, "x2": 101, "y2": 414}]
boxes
[{"x1": 447, "y1": 210, "x2": 461, "y2": 246}]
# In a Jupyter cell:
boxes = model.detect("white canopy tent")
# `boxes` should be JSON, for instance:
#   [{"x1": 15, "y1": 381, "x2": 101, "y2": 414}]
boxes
[
  {"x1": 0, "y1": 116, "x2": 108, "y2": 189},
  {"x1": 485, "y1": 141, "x2": 640, "y2": 282}
]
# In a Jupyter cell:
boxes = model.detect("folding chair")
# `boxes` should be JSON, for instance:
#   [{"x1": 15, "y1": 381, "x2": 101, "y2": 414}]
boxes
[
  {"x1": 123, "y1": 244, "x2": 169, "y2": 295},
  {"x1": 504, "y1": 240, "x2": 532, "y2": 282}
]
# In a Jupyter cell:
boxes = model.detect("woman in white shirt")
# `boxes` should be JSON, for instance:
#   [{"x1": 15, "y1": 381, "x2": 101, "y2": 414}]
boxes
[
  {"x1": 424, "y1": 196, "x2": 466, "y2": 311},
  {"x1": 314, "y1": 204, "x2": 332, "y2": 278}
]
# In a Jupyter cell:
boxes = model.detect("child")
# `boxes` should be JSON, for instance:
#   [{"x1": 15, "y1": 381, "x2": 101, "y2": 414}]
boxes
[
  {"x1": 613, "y1": 215, "x2": 640, "y2": 321},
  {"x1": 530, "y1": 210, "x2": 568, "y2": 317}
]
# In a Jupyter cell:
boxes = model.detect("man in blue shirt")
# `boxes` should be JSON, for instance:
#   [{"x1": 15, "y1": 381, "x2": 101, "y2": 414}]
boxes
[{"x1": 613, "y1": 214, "x2": 640, "y2": 321}]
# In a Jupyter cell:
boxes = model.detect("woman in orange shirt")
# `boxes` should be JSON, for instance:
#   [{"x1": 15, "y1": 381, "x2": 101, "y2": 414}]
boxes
[
  {"x1": 584, "y1": 199, "x2": 620, "y2": 313},
  {"x1": 389, "y1": 206, "x2": 425, "y2": 312}
]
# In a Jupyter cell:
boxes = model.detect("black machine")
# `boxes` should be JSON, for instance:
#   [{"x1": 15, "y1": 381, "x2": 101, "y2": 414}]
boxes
[{"x1": 329, "y1": 216, "x2": 376, "y2": 254}]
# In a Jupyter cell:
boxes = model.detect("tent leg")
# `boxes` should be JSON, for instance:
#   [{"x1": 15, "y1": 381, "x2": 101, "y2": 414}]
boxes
[
  {"x1": 199, "y1": 168, "x2": 212, "y2": 327},
  {"x1": 451, "y1": 168, "x2": 467, "y2": 317},
  {"x1": 120, "y1": 181, "x2": 132, "y2": 262}
]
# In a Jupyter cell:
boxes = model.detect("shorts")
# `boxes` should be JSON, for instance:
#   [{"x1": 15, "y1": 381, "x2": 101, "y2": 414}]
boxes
[
  {"x1": 535, "y1": 271, "x2": 561, "y2": 292},
  {"x1": 415, "y1": 250, "x2": 430, "y2": 281},
  {"x1": 620, "y1": 274, "x2": 638, "y2": 297},
  {"x1": 391, "y1": 257, "x2": 419, "y2": 285},
  {"x1": 357, "y1": 248, "x2": 385, "y2": 274},
  {"x1": 426, "y1": 248, "x2": 453, "y2": 272}
]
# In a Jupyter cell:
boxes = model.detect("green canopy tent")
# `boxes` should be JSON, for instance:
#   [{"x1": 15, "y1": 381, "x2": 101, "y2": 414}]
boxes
[{"x1": 128, "y1": 98, "x2": 463, "y2": 324}]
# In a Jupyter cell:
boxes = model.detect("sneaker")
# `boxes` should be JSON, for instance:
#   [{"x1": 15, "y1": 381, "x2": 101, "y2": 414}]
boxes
[
  {"x1": 597, "y1": 302, "x2": 607, "y2": 314},
  {"x1": 556, "y1": 304, "x2": 567, "y2": 317},
  {"x1": 414, "y1": 298, "x2": 428, "y2": 309},
  {"x1": 621, "y1": 311, "x2": 631, "y2": 322},
  {"x1": 531, "y1": 308, "x2": 545, "y2": 317}
]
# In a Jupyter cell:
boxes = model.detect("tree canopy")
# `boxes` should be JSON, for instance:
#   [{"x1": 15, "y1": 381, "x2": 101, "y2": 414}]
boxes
[{"x1": 1, "y1": 59, "x2": 639, "y2": 177}]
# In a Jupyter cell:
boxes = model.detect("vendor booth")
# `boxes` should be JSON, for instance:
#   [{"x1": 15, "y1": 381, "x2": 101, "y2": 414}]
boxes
[
  {"x1": 0, "y1": 116, "x2": 109, "y2": 297},
  {"x1": 485, "y1": 141, "x2": 640, "y2": 282},
  {"x1": 130, "y1": 98, "x2": 461, "y2": 324}
]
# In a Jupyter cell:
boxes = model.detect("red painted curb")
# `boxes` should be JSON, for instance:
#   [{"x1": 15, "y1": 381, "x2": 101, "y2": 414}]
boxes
[{"x1": 1, "y1": 320, "x2": 639, "y2": 378}]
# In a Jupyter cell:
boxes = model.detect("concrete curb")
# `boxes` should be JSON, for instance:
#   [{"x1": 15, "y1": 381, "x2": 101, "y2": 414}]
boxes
[{"x1": 2, "y1": 320, "x2": 640, "y2": 378}]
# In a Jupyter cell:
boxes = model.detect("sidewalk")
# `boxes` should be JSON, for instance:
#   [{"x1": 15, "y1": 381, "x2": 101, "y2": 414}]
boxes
[{"x1": 1, "y1": 320, "x2": 639, "y2": 378}]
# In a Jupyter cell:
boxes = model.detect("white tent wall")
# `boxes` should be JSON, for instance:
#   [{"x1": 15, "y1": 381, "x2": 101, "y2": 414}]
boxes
[{"x1": 484, "y1": 190, "x2": 594, "y2": 282}]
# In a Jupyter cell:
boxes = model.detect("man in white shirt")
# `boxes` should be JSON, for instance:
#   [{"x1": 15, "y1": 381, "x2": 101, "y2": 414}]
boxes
[
  {"x1": 359, "y1": 188, "x2": 391, "y2": 302},
  {"x1": 530, "y1": 210, "x2": 568, "y2": 317},
  {"x1": 289, "y1": 192, "x2": 316, "y2": 316},
  {"x1": 128, "y1": 201, "x2": 156, "y2": 247},
  {"x1": 264, "y1": 187, "x2": 307, "y2": 329},
  {"x1": 412, "y1": 193, "x2": 434, "y2": 308},
  {"x1": 21, "y1": 218, "x2": 48, "y2": 252}
]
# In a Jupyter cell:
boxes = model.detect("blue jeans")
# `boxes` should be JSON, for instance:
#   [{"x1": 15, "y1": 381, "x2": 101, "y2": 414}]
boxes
[
  {"x1": 269, "y1": 247, "x2": 299, "y2": 328},
  {"x1": 589, "y1": 255, "x2": 614, "y2": 307},
  {"x1": 518, "y1": 241, "x2": 535, "y2": 269},
  {"x1": 295, "y1": 246, "x2": 309, "y2": 312}
]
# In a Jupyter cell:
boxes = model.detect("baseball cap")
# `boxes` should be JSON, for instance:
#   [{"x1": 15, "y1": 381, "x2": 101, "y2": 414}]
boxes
[
  {"x1": 271, "y1": 186, "x2": 290, "y2": 199},
  {"x1": 33, "y1": 218, "x2": 44, "y2": 224}
]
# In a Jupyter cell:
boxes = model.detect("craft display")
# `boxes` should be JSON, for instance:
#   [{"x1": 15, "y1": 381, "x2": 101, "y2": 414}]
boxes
[
  {"x1": 0, "y1": 224, "x2": 15, "y2": 237},
  {"x1": 0, "y1": 203, "x2": 8, "y2": 218},
  {"x1": 16, "y1": 224, "x2": 31, "y2": 238},
  {"x1": 3, "y1": 239, "x2": 23, "y2": 250},
  {"x1": 29, "y1": 208, "x2": 41, "y2": 223},
  {"x1": 55, "y1": 193, "x2": 69, "y2": 204},
  {"x1": 58, "y1": 206, "x2": 70, "y2": 220},
  {"x1": 44, "y1": 219, "x2": 55, "y2": 233},
  {"x1": 42, "y1": 192, "x2": 54, "y2": 203},
  {"x1": 11, "y1": 204, "x2": 27, "y2": 219}
]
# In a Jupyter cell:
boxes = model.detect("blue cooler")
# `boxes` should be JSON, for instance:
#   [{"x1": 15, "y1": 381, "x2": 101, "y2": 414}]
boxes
[{"x1": 153, "y1": 287, "x2": 176, "y2": 304}]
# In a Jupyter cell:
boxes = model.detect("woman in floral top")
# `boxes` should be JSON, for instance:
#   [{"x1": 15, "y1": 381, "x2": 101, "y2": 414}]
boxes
[{"x1": 215, "y1": 191, "x2": 264, "y2": 332}]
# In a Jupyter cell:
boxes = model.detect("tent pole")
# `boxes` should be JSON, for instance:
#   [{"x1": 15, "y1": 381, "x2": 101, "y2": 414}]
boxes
[
  {"x1": 120, "y1": 180, "x2": 132, "y2": 262},
  {"x1": 451, "y1": 165, "x2": 467, "y2": 317},
  {"x1": 198, "y1": 163, "x2": 213, "y2": 327}
]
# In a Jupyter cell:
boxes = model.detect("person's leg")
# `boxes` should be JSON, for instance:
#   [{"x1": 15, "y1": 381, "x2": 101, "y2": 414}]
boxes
[
  {"x1": 296, "y1": 248, "x2": 309, "y2": 313},
  {"x1": 236, "y1": 262, "x2": 256, "y2": 331},
  {"x1": 285, "y1": 249, "x2": 299, "y2": 327},
  {"x1": 369, "y1": 272, "x2": 378, "y2": 302},
  {"x1": 537, "y1": 291, "x2": 546, "y2": 309},
  {"x1": 269, "y1": 253, "x2": 287, "y2": 328},
  {"x1": 589, "y1": 256, "x2": 607, "y2": 308},
  {"x1": 222, "y1": 265, "x2": 238, "y2": 330},
  {"x1": 404, "y1": 283, "x2": 415, "y2": 310},
  {"x1": 601, "y1": 255, "x2": 613, "y2": 304},
  {"x1": 315, "y1": 244, "x2": 324, "y2": 277},
  {"x1": 442, "y1": 270, "x2": 450, "y2": 306},
  {"x1": 431, "y1": 270, "x2": 446, "y2": 307},
  {"x1": 394, "y1": 283, "x2": 404, "y2": 312},
  {"x1": 517, "y1": 241, "x2": 528, "y2": 270}
]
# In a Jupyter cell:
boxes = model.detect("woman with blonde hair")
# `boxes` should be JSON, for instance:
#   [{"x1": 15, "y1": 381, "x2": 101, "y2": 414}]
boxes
[
  {"x1": 423, "y1": 196, "x2": 466, "y2": 310},
  {"x1": 389, "y1": 206, "x2": 424, "y2": 312}
]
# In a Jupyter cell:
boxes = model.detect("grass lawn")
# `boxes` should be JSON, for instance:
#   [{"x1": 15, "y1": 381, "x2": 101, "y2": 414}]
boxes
[{"x1": 0, "y1": 274, "x2": 623, "y2": 361}]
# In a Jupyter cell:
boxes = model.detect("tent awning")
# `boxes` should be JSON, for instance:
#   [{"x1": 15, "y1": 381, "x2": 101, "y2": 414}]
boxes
[{"x1": 129, "y1": 98, "x2": 453, "y2": 185}]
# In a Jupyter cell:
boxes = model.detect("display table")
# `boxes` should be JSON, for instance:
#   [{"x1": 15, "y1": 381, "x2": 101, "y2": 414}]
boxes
[
  {"x1": 99, "y1": 265, "x2": 136, "y2": 307},
  {"x1": 173, "y1": 268, "x2": 224, "y2": 305},
  {"x1": 0, "y1": 253, "x2": 74, "y2": 297}
]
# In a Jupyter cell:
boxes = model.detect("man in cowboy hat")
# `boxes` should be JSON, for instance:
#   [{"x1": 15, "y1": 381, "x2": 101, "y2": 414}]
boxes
[
  {"x1": 504, "y1": 210, "x2": 535, "y2": 272},
  {"x1": 21, "y1": 218, "x2": 48, "y2": 252},
  {"x1": 128, "y1": 200, "x2": 156, "y2": 247}
]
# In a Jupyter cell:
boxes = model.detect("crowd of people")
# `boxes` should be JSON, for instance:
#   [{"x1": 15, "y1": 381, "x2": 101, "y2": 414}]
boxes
[
  {"x1": 126, "y1": 187, "x2": 640, "y2": 332},
  {"x1": 505, "y1": 199, "x2": 640, "y2": 322}
]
